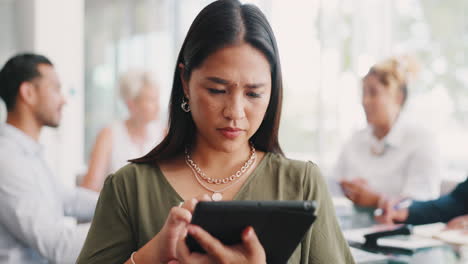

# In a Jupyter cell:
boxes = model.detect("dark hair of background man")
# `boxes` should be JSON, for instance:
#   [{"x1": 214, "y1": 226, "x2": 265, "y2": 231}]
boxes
[{"x1": 0, "y1": 53, "x2": 53, "y2": 111}]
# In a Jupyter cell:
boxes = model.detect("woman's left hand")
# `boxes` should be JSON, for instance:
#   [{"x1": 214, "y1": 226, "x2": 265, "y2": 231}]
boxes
[
  {"x1": 173, "y1": 225, "x2": 266, "y2": 264},
  {"x1": 340, "y1": 178, "x2": 381, "y2": 207},
  {"x1": 446, "y1": 215, "x2": 468, "y2": 230}
]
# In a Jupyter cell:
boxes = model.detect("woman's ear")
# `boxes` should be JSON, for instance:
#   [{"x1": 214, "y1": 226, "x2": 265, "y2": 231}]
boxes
[{"x1": 179, "y1": 63, "x2": 190, "y2": 99}]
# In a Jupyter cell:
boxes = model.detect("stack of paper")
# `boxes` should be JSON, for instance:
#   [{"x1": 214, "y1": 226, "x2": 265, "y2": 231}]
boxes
[
  {"x1": 349, "y1": 247, "x2": 389, "y2": 264},
  {"x1": 414, "y1": 222, "x2": 468, "y2": 245}
]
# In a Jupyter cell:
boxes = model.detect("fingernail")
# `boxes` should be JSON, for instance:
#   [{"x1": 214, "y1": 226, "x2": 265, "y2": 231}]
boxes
[{"x1": 243, "y1": 226, "x2": 252, "y2": 238}]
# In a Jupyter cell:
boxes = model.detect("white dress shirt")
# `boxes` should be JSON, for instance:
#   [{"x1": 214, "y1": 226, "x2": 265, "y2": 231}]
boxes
[
  {"x1": 0, "y1": 124, "x2": 98, "y2": 264},
  {"x1": 331, "y1": 114, "x2": 442, "y2": 200}
]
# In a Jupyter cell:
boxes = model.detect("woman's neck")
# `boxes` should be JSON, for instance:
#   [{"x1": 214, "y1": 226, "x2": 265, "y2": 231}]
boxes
[
  {"x1": 188, "y1": 139, "x2": 252, "y2": 180},
  {"x1": 372, "y1": 125, "x2": 391, "y2": 140},
  {"x1": 372, "y1": 112, "x2": 400, "y2": 140}
]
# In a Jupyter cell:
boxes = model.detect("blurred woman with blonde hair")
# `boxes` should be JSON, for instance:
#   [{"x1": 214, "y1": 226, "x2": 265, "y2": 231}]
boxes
[
  {"x1": 81, "y1": 70, "x2": 166, "y2": 192},
  {"x1": 332, "y1": 55, "x2": 442, "y2": 208}
]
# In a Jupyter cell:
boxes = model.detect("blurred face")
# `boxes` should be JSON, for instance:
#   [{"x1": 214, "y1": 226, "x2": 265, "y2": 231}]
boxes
[
  {"x1": 31, "y1": 64, "x2": 66, "y2": 128},
  {"x1": 181, "y1": 42, "x2": 272, "y2": 153},
  {"x1": 128, "y1": 84, "x2": 160, "y2": 123},
  {"x1": 362, "y1": 74, "x2": 402, "y2": 128}
]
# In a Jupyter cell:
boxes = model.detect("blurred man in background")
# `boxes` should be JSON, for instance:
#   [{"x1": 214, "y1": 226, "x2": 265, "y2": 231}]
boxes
[{"x1": 0, "y1": 53, "x2": 98, "y2": 264}]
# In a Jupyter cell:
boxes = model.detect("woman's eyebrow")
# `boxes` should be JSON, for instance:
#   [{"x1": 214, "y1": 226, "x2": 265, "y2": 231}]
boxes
[
  {"x1": 205, "y1": 76, "x2": 265, "y2": 89},
  {"x1": 205, "y1": 76, "x2": 230, "y2": 85}
]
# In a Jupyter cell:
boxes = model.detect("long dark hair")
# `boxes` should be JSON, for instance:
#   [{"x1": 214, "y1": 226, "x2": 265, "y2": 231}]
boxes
[{"x1": 132, "y1": 0, "x2": 283, "y2": 164}]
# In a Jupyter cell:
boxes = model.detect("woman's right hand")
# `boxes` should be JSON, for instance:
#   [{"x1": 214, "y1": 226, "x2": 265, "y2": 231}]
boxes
[
  {"x1": 175, "y1": 225, "x2": 266, "y2": 264},
  {"x1": 129, "y1": 194, "x2": 211, "y2": 264}
]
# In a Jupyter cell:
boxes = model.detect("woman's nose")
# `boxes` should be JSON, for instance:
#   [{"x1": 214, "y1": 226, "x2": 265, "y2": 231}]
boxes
[{"x1": 223, "y1": 95, "x2": 246, "y2": 121}]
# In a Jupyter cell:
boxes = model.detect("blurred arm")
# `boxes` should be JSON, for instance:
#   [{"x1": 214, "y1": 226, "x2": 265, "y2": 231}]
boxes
[
  {"x1": 62, "y1": 187, "x2": 98, "y2": 222},
  {"x1": 80, "y1": 126, "x2": 113, "y2": 192}
]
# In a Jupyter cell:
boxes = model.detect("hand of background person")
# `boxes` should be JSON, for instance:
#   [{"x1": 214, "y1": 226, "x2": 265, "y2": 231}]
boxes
[
  {"x1": 446, "y1": 214, "x2": 468, "y2": 230},
  {"x1": 173, "y1": 225, "x2": 266, "y2": 264},
  {"x1": 340, "y1": 178, "x2": 381, "y2": 207},
  {"x1": 128, "y1": 194, "x2": 211, "y2": 264},
  {"x1": 374, "y1": 198, "x2": 409, "y2": 224}
]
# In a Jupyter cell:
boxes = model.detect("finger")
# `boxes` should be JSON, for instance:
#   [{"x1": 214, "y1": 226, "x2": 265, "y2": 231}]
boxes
[
  {"x1": 343, "y1": 186, "x2": 358, "y2": 201},
  {"x1": 176, "y1": 228, "x2": 192, "y2": 260},
  {"x1": 338, "y1": 179, "x2": 346, "y2": 187},
  {"x1": 383, "y1": 199, "x2": 396, "y2": 214},
  {"x1": 374, "y1": 214, "x2": 385, "y2": 224},
  {"x1": 187, "y1": 224, "x2": 227, "y2": 261},
  {"x1": 167, "y1": 207, "x2": 192, "y2": 227},
  {"x1": 242, "y1": 226, "x2": 265, "y2": 257},
  {"x1": 343, "y1": 188, "x2": 355, "y2": 201},
  {"x1": 176, "y1": 230, "x2": 216, "y2": 264},
  {"x1": 446, "y1": 220, "x2": 461, "y2": 230},
  {"x1": 340, "y1": 180, "x2": 353, "y2": 189},
  {"x1": 343, "y1": 190, "x2": 354, "y2": 201},
  {"x1": 198, "y1": 194, "x2": 211, "y2": 202},
  {"x1": 377, "y1": 195, "x2": 388, "y2": 209},
  {"x1": 342, "y1": 181, "x2": 360, "y2": 194},
  {"x1": 382, "y1": 202, "x2": 395, "y2": 224},
  {"x1": 181, "y1": 198, "x2": 198, "y2": 214}
]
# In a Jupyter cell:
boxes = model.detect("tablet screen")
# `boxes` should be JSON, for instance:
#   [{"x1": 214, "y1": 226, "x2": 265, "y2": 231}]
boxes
[{"x1": 186, "y1": 200, "x2": 317, "y2": 264}]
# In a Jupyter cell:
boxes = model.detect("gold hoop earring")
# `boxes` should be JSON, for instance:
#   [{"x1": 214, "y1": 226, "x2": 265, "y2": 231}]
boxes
[{"x1": 181, "y1": 97, "x2": 191, "y2": 113}]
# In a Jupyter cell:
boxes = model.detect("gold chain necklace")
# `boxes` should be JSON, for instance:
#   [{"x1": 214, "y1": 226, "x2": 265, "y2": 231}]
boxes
[
  {"x1": 184, "y1": 145, "x2": 256, "y2": 201},
  {"x1": 185, "y1": 144, "x2": 256, "y2": 184}
]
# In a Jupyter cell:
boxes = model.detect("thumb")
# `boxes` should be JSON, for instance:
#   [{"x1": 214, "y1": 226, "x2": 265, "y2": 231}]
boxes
[{"x1": 242, "y1": 226, "x2": 264, "y2": 255}]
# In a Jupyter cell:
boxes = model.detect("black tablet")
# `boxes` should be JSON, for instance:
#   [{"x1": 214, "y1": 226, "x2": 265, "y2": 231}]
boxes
[{"x1": 186, "y1": 200, "x2": 317, "y2": 264}]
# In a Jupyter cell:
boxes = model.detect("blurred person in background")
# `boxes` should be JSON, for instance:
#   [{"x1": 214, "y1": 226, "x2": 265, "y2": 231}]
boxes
[
  {"x1": 80, "y1": 70, "x2": 166, "y2": 192},
  {"x1": 331, "y1": 56, "x2": 442, "y2": 208},
  {"x1": 0, "y1": 53, "x2": 98, "y2": 263},
  {"x1": 376, "y1": 177, "x2": 468, "y2": 229},
  {"x1": 76, "y1": 0, "x2": 354, "y2": 263}
]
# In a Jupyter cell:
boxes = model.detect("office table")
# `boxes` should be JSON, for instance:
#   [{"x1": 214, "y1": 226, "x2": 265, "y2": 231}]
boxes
[{"x1": 336, "y1": 204, "x2": 461, "y2": 264}]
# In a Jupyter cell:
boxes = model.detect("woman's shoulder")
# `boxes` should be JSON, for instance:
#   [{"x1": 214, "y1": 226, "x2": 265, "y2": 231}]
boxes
[
  {"x1": 106, "y1": 162, "x2": 159, "y2": 186},
  {"x1": 265, "y1": 153, "x2": 326, "y2": 199},
  {"x1": 266, "y1": 152, "x2": 321, "y2": 178}
]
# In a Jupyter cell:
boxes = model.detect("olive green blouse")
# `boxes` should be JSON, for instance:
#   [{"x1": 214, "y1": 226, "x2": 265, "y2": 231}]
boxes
[{"x1": 76, "y1": 153, "x2": 355, "y2": 264}]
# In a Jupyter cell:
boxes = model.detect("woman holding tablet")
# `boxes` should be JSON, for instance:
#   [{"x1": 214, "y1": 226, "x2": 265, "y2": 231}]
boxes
[{"x1": 77, "y1": 1, "x2": 354, "y2": 263}]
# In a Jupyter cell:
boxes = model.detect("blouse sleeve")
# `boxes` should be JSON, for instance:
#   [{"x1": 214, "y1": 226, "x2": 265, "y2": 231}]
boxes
[
  {"x1": 406, "y1": 177, "x2": 468, "y2": 225},
  {"x1": 76, "y1": 174, "x2": 136, "y2": 264},
  {"x1": 300, "y1": 162, "x2": 355, "y2": 264}
]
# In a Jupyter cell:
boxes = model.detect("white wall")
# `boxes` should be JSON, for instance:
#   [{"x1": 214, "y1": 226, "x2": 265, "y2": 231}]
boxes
[{"x1": 15, "y1": 0, "x2": 85, "y2": 187}]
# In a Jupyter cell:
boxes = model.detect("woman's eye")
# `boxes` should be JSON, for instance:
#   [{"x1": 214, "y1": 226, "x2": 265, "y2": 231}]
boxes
[
  {"x1": 208, "y1": 88, "x2": 225, "y2": 94},
  {"x1": 247, "y1": 92, "x2": 261, "y2": 98}
]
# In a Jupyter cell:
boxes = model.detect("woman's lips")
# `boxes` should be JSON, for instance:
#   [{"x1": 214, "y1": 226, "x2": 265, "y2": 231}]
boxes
[{"x1": 217, "y1": 128, "x2": 243, "y2": 139}]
